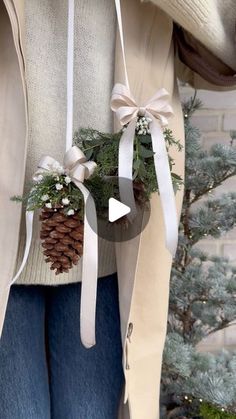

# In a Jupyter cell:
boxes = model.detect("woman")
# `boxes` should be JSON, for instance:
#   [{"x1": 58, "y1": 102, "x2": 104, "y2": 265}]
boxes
[{"x1": 1, "y1": 0, "x2": 236, "y2": 418}]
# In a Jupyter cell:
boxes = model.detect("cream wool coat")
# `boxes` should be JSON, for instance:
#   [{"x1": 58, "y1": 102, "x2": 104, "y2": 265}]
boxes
[{"x1": 1, "y1": 1, "x2": 236, "y2": 418}]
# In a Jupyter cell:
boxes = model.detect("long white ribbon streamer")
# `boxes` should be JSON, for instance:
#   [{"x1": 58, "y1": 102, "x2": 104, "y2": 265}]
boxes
[
  {"x1": 114, "y1": 0, "x2": 130, "y2": 91},
  {"x1": 148, "y1": 113, "x2": 178, "y2": 256},
  {"x1": 66, "y1": 0, "x2": 74, "y2": 152},
  {"x1": 76, "y1": 182, "x2": 98, "y2": 347},
  {"x1": 118, "y1": 119, "x2": 137, "y2": 220}
]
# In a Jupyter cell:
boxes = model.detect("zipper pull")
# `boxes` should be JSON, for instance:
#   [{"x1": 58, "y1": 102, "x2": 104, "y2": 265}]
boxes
[
  {"x1": 127, "y1": 322, "x2": 133, "y2": 342},
  {"x1": 125, "y1": 322, "x2": 133, "y2": 370}
]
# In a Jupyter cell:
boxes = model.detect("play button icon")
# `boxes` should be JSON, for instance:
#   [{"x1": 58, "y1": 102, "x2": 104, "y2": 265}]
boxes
[
  {"x1": 84, "y1": 176, "x2": 151, "y2": 242},
  {"x1": 108, "y1": 198, "x2": 130, "y2": 222}
]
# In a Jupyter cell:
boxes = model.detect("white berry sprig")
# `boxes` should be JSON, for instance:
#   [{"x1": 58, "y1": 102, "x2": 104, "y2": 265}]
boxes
[{"x1": 135, "y1": 116, "x2": 152, "y2": 135}]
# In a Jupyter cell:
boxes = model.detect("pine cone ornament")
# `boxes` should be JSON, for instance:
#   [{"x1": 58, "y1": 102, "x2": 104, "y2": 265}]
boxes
[{"x1": 39, "y1": 205, "x2": 84, "y2": 275}]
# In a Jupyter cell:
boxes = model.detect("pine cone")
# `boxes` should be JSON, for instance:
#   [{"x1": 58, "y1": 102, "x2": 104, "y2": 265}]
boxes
[{"x1": 39, "y1": 205, "x2": 84, "y2": 275}]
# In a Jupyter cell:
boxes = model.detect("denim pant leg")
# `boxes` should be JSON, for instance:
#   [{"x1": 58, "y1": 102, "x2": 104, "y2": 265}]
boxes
[
  {"x1": 46, "y1": 273, "x2": 125, "y2": 419},
  {"x1": 0, "y1": 285, "x2": 51, "y2": 419}
]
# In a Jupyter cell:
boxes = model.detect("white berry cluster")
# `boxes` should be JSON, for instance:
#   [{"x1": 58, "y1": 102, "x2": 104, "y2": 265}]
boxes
[
  {"x1": 135, "y1": 116, "x2": 152, "y2": 135},
  {"x1": 55, "y1": 183, "x2": 63, "y2": 191},
  {"x1": 67, "y1": 209, "x2": 75, "y2": 215},
  {"x1": 39, "y1": 173, "x2": 76, "y2": 215}
]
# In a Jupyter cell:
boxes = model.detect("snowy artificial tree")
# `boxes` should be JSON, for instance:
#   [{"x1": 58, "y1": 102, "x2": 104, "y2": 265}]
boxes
[{"x1": 161, "y1": 95, "x2": 236, "y2": 419}]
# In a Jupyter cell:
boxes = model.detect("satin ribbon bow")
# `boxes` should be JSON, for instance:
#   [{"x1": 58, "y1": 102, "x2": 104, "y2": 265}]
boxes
[
  {"x1": 37, "y1": 145, "x2": 97, "y2": 185},
  {"x1": 10, "y1": 146, "x2": 98, "y2": 348},
  {"x1": 111, "y1": 82, "x2": 178, "y2": 257}
]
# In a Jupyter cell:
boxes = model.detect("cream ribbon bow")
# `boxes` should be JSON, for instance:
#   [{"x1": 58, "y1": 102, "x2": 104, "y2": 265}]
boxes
[
  {"x1": 10, "y1": 146, "x2": 98, "y2": 348},
  {"x1": 111, "y1": 82, "x2": 178, "y2": 257}
]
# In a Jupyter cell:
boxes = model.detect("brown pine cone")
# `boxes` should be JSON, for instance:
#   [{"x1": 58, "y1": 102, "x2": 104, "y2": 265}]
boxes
[{"x1": 39, "y1": 205, "x2": 84, "y2": 275}]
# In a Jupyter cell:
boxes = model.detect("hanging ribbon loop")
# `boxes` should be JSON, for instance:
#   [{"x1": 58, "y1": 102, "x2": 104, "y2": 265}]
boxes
[{"x1": 111, "y1": 82, "x2": 178, "y2": 257}]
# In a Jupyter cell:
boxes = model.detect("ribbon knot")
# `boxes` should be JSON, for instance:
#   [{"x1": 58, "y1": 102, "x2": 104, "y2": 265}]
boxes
[
  {"x1": 138, "y1": 107, "x2": 147, "y2": 117},
  {"x1": 110, "y1": 82, "x2": 178, "y2": 257}
]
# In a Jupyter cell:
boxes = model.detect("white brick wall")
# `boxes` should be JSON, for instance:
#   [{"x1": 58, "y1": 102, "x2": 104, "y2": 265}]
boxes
[
  {"x1": 191, "y1": 113, "x2": 221, "y2": 132},
  {"x1": 223, "y1": 113, "x2": 236, "y2": 131},
  {"x1": 179, "y1": 85, "x2": 236, "y2": 352}
]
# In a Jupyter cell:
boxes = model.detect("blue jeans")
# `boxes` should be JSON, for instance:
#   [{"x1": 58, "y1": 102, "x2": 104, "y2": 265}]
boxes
[{"x1": 0, "y1": 273, "x2": 124, "y2": 419}]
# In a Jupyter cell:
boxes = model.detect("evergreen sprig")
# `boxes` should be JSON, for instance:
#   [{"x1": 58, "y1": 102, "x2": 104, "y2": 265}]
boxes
[
  {"x1": 74, "y1": 122, "x2": 183, "y2": 203},
  {"x1": 11, "y1": 171, "x2": 84, "y2": 217}
]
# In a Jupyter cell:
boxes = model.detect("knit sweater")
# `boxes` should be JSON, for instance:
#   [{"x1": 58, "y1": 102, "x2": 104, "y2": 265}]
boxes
[
  {"x1": 149, "y1": 0, "x2": 236, "y2": 72},
  {"x1": 14, "y1": 0, "x2": 117, "y2": 285}
]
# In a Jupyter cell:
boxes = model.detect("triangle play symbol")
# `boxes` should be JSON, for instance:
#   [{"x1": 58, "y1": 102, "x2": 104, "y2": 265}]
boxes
[{"x1": 108, "y1": 198, "x2": 131, "y2": 222}]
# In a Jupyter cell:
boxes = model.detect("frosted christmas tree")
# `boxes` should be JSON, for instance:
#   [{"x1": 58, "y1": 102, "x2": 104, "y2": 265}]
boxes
[{"x1": 161, "y1": 94, "x2": 236, "y2": 419}]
